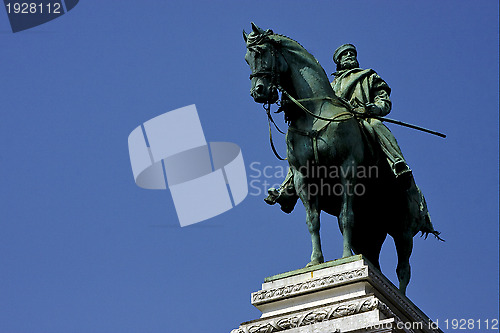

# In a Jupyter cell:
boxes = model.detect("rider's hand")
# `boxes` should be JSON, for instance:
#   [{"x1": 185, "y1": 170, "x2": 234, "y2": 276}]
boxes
[
  {"x1": 352, "y1": 106, "x2": 367, "y2": 115},
  {"x1": 366, "y1": 103, "x2": 382, "y2": 116}
]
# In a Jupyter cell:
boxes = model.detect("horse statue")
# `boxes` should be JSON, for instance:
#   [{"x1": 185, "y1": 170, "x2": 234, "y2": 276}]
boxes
[{"x1": 243, "y1": 23, "x2": 442, "y2": 295}]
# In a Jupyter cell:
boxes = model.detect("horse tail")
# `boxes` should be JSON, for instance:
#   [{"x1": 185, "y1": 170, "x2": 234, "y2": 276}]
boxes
[
  {"x1": 419, "y1": 214, "x2": 445, "y2": 241},
  {"x1": 416, "y1": 188, "x2": 445, "y2": 242}
]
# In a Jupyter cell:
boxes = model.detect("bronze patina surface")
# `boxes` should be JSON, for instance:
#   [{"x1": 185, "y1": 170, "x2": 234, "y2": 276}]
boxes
[{"x1": 244, "y1": 23, "x2": 443, "y2": 295}]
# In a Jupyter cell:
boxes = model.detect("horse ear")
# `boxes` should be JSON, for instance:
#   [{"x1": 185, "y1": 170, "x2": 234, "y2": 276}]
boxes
[
  {"x1": 251, "y1": 22, "x2": 265, "y2": 34},
  {"x1": 243, "y1": 29, "x2": 248, "y2": 43},
  {"x1": 251, "y1": 22, "x2": 259, "y2": 33}
]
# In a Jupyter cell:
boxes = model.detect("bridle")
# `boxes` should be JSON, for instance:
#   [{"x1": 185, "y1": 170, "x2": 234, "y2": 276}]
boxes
[
  {"x1": 247, "y1": 38, "x2": 446, "y2": 162},
  {"x1": 248, "y1": 42, "x2": 281, "y2": 90},
  {"x1": 248, "y1": 40, "x2": 357, "y2": 161},
  {"x1": 248, "y1": 42, "x2": 288, "y2": 159}
]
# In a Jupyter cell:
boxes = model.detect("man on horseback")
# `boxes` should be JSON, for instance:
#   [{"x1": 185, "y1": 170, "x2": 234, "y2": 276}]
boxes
[{"x1": 266, "y1": 43, "x2": 413, "y2": 212}]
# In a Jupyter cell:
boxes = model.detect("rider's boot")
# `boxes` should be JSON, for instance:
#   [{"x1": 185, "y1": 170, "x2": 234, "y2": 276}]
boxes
[
  {"x1": 264, "y1": 168, "x2": 299, "y2": 213},
  {"x1": 369, "y1": 120, "x2": 413, "y2": 190}
]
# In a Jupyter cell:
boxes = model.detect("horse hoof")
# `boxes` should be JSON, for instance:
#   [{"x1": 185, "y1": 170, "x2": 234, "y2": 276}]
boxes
[{"x1": 306, "y1": 258, "x2": 324, "y2": 267}]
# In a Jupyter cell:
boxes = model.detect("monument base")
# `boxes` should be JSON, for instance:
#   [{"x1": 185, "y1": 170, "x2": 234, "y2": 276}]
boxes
[{"x1": 231, "y1": 255, "x2": 443, "y2": 333}]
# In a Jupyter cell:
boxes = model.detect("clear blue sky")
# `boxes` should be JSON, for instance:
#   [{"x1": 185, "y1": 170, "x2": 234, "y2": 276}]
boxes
[{"x1": 0, "y1": 1, "x2": 498, "y2": 332}]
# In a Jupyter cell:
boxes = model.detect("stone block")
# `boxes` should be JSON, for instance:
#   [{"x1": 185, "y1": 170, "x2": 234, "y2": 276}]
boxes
[{"x1": 231, "y1": 255, "x2": 443, "y2": 333}]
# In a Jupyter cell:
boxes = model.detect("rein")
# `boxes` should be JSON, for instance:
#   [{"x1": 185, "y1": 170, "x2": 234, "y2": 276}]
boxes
[
  {"x1": 277, "y1": 88, "x2": 358, "y2": 164},
  {"x1": 264, "y1": 103, "x2": 287, "y2": 161},
  {"x1": 262, "y1": 89, "x2": 358, "y2": 163},
  {"x1": 251, "y1": 41, "x2": 358, "y2": 162},
  {"x1": 278, "y1": 87, "x2": 355, "y2": 123},
  {"x1": 250, "y1": 38, "x2": 446, "y2": 163}
]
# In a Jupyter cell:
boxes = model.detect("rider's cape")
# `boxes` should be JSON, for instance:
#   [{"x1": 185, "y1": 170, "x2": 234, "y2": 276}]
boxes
[
  {"x1": 331, "y1": 68, "x2": 391, "y2": 157},
  {"x1": 331, "y1": 68, "x2": 391, "y2": 113},
  {"x1": 331, "y1": 68, "x2": 435, "y2": 234}
]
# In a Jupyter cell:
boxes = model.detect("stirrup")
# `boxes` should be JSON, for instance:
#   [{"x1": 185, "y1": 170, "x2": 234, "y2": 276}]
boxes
[
  {"x1": 393, "y1": 161, "x2": 413, "y2": 189},
  {"x1": 393, "y1": 161, "x2": 411, "y2": 177}
]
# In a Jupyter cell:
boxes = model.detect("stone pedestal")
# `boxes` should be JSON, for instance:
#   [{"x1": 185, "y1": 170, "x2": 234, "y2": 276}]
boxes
[{"x1": 231, "y1": 255, "x2": 443, "y2": 333}]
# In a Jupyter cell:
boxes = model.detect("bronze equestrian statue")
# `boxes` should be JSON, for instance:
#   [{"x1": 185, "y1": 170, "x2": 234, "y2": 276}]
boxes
[
  {"x1": 244, "y1": 23, "x2": 442, "y2": 295},
  {"x1": 266, "y1": 43, "x2": 412, "y2": 212}
]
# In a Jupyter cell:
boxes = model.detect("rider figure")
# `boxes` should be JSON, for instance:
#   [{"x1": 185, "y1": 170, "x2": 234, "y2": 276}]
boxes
[{"x1": 265, "y1": 43, "x2": 413, "y2": 213}]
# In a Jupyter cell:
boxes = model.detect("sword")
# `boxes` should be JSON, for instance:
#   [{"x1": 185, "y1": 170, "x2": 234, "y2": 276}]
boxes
[
  {"x1": 370, "y1": 115, "x2": 447, "y2": 138},
  {"x1": 350, "y1": 97, "x2": 447, "y2": 138}
]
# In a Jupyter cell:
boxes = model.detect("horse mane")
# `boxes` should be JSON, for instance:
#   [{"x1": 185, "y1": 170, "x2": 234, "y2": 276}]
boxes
[
  {"x1": 245, "y1": 27, "x2": 333, "y2": 123},
  {"x1": 246, "y1": 29, "x2": 326, "y2": 77},
  {"x1": 268, "y1": 34, "x2": 332, "y2": 123},
  {"x1": 268, "y1": 34, "x2": 330, "y2": 83}
]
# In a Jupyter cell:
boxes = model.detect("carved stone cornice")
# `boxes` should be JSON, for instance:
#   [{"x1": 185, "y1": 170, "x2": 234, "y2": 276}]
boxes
[
  {"x1": 232, "y1": 297, "x2": 377, "y2": 333},
  {"x1": 377, "y1": 301, "x2": 414, "y2": 333},
  {"x1": 368, "y1": 269, "x2": 433, "y2": 328},
  {"x1": 233, "y1": 257, "x2": 443, "y2": 333},
  {"x1": 251, "y1": 267, "x2": 368, "y2": 305}
]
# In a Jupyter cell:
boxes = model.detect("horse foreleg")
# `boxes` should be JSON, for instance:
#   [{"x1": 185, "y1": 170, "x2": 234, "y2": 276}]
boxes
[
  {"x1": 394, "y1": 233, "x2": 413, "y2": 295},
  {"x1": 305, "y1": 196, "x2": 323, "y2": 267},
  {"x1": 296, "y1": 177, "x2": 324, "y2": 267}
]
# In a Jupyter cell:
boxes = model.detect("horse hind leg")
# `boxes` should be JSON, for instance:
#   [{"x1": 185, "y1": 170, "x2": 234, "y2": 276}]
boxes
[
  {"x1": 394, "y1": 233, "x2": 413, "y2": 295},
  {"x1": 353, "y1": 231, "x2": 386, "y2": 272},
  {"x1": 339, "y1": 165, "x2": 357, "y2": 258}
]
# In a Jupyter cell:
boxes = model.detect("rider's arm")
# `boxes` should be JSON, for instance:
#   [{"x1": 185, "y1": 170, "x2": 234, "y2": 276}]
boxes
[
  {"x1": 367, "y1": 73, "x2": 392, "y2": 117},
  {"x1": 371, "y1": 89, "x2": 391, "y2": 116}
]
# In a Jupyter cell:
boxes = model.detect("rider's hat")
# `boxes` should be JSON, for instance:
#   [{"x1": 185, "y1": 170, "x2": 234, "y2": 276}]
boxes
[{"x1": 333, "y1": 44, "x2": 357, "y2": 64}]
